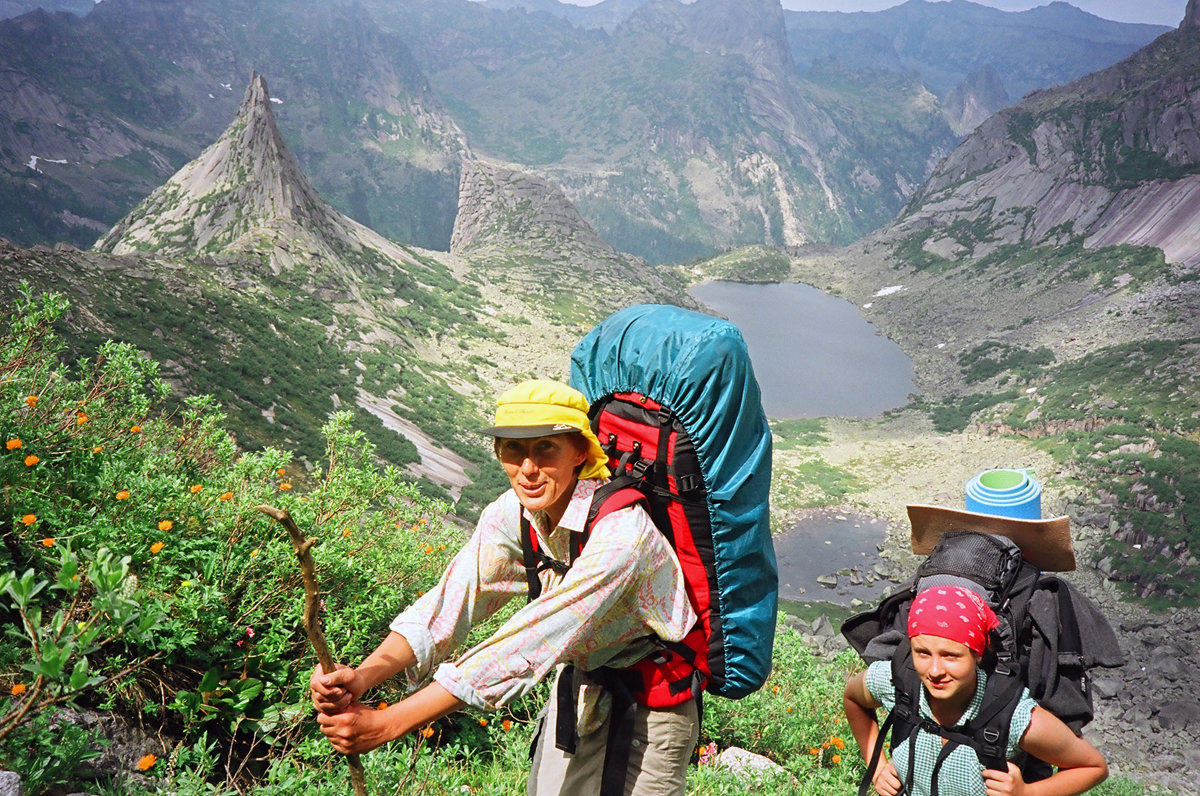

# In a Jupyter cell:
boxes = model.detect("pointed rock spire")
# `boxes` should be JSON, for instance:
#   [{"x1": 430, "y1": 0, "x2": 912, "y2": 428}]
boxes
[
  {"x1": 1184, "y1": 0, "x2": 1199, "y2": 28},
  {"x1": 95, "y1": 73, "x2": 377, "y2": 273}
]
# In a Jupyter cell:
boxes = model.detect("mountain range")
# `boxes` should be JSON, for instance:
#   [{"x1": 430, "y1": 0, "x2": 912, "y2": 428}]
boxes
[{"x1": 0, "y1": 0, "x2": 1170, "y2": 262}]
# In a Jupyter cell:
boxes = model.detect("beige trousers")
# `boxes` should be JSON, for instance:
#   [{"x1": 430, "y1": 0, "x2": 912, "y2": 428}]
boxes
[{"x1": 526, "y1": 671, "x2": 699, "y2": 796}]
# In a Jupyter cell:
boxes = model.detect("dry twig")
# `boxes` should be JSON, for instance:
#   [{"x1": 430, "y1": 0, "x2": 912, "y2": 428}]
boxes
[{"x1": 256, "y1": 504, "x2": 368, "y2": 796}]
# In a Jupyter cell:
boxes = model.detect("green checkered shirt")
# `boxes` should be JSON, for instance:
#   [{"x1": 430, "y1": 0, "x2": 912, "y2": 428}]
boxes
[{"x1": 865, "y1": 661, "x2": 1035, "y2": 796}]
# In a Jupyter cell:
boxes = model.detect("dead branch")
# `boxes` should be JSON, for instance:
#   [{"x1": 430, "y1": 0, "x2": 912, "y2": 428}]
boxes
[{"x1": 256, "y1": 504, "x2": 368, "y2": 796}]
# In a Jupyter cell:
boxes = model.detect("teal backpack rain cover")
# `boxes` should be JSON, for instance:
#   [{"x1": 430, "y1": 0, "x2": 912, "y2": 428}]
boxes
[{"x1": 570, "y1": 303, "x2": 777, "y2": 698}]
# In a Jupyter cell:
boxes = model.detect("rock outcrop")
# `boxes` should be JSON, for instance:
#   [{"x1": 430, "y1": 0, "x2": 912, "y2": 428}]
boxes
[
  {"x1": 942, "y1": 64, "x2": 1010, "y2": 136},
  {"x1": 450, "y1": 160, "x2": 615, "y2": 257}
]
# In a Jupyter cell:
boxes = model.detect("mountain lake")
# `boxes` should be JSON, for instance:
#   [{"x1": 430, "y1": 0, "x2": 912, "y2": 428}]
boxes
[{"x1": 692, "y1": 280, "x2": 915, "y2": 614}]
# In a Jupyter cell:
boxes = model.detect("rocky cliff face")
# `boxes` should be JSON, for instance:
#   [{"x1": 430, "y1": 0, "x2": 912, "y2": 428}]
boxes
[
  {"x1": 451, "y1": 160, "x2": 615, "y2": 257},
  {"x1": 95, "y1": 74, "x2": 415, "y2": 275},
  {"x1": 942, "y1": 65, "x2": 1010, "y2": 136},
  {"x1": 899, "y1": 23, "x2": 1200, "y2": 269}
]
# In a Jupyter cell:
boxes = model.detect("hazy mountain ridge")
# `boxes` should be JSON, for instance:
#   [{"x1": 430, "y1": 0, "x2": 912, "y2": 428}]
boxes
[
  {"x1": 0, "y1": 0, "x2": 1166, "y2": 263},
  {"x1": 899, "y1": 20, "x2": 1200, "y2": 269},
  {"x1": 783, "y1": 0, "x2": 1170, "y2": 100}
]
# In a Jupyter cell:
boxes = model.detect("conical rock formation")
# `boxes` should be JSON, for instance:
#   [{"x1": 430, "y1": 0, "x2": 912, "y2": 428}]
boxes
[{"x1": 95, "y1": 74, "x2": 393, "y2": 274}]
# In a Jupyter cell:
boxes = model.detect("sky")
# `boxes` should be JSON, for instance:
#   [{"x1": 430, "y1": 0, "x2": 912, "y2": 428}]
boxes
[{"x1": 544, "y1": 0, "x2": 1188, "y2": 27}]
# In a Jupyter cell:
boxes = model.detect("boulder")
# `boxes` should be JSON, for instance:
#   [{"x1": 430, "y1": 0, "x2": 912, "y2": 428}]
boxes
[
  {"x1": 0, "y1": 771, "x2": 21, "y2": 796},
  {"x1": 1157, "y1": 701, "x2": 1200, "y2": 731},
  {"x1": 715, "y1": 746, "x2": 795, "y2": 784}
]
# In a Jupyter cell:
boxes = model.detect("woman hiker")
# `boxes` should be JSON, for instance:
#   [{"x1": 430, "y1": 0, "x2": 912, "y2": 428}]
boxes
[
  {"x1": 843, "y1": 584, "x2": 1108, "y2": 796},
  {"x1": 309, "y1": 379, "x2": 699, "y2": 795}
]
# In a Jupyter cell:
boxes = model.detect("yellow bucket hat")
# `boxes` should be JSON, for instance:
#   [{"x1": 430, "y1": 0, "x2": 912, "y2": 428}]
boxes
[{"x1": 481, "y1": 379, "x2": 611, "y2": 480}]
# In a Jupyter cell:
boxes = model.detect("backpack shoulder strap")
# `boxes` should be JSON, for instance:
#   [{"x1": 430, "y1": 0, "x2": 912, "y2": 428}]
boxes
[
  {"x1": 521, "y1": 481, "x2": 646, "y2": 602},
  {"x1": 961, "y1": 665, "x2": 1026, "y2": 772}
]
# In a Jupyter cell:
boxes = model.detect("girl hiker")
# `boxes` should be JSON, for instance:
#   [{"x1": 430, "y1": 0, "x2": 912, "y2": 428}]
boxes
[
  {"x1": 309, "y1": 379, "x2": 699, "y2": 796},
  {"x1": 843, "y1": 584, "x2": 1108, "y2": 796}
]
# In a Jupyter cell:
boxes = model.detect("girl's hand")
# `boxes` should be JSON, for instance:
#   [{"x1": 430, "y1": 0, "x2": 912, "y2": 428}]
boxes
[
  {"x1": 873, "y1": 759, "x2": 903, "y2": 796},
  {"x1": 983, "y1": 762, "x2": 1025, "y2": 796}
]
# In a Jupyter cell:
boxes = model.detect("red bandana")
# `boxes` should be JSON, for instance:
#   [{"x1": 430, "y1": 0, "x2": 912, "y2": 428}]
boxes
[{"x1": 907, "y1": 585, "x2": 999, "y2": 655}]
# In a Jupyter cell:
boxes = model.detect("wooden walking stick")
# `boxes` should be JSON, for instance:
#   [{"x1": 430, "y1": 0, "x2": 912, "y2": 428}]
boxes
[{"x1": 257, "y1": 504, "x2": 369, "y2": 796}]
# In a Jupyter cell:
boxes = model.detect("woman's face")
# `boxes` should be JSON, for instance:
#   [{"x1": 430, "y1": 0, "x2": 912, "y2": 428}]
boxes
[
  {"x1": 497, "y1": 434, "x2": 588, "y2": 523},
  {"x1": 910, "y1": 634, "x2": 981, "y2": 705}
]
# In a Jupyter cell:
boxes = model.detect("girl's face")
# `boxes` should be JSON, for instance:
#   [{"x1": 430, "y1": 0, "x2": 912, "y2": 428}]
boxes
[
  {"x1": 910, "y1": 634, "x2": 981, "y2": 705},
  {"x1": 497, "y1": 434, "x2": 587, "y2": 524}
]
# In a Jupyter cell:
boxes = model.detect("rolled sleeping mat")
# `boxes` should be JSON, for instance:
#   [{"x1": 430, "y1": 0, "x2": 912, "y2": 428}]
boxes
[{"x1": 965, "y1": 468, "x2": 1042, "y2": 520}]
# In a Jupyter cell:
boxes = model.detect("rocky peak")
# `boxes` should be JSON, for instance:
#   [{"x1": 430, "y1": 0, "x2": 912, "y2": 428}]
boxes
[
  {"x1": 95, "y1": 73, "x2": 378, "y2": 273},
  {"x1": 450, "y1": 160, "x2": 615, "y2": 257},
  {"x1": 942, "y1": 64, "x2": 1011, "y2": 136},
  {"x1": 1185, "y1": 0, "x2": 1199, "y2": 28}
]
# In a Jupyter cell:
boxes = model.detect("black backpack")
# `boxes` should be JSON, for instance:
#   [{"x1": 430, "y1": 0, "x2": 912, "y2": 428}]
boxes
[{"x1": 841, "y1": 530, "x2": 1124, "y2": 796}]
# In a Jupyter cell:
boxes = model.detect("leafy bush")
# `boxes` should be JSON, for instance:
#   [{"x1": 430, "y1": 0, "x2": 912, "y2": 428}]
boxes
[{"x1": 0, "y1": 287, "x2": 459, "y2": 790}]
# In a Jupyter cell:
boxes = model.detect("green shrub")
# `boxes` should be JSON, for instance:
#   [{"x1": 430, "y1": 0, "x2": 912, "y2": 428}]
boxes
[{"x1": 0, "y1": 288, "x2": 457, "y2": 791}]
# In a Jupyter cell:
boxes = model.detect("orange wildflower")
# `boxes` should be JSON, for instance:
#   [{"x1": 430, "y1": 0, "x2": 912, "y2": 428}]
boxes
[
  {"x1": 280, "y1": 481, "x2": 292, "y2": 490},
  {"x1": 786, "y1": 707, "x2": 794, "y2": 713},
  {"x1": 420, "y1": 726, "x2": 435, "y2": 739},
  {"x1": 150, "y1": 541, "x2": 165, "y2": 554},
  {"x1": 116, "y1": 490, "x2": 130, "y2": 500},
  {"x1": 136, "y1": 753, "x2": 157, "y2": 770},
  {"x1": 24, "y1": 454, "x2": 39, "y2": 466},
  {"x1": 93, "y1": 445, "x2": 103, "y2": 454},
  {"x1": 21, "y1": 514, "x2": 36, "y2": 526},
  {"x1": 479, "y1": 718, "x2": 488, "y2": 727},
  {"x1": 250, "y1": 548, "x2": 260, "y2": 558},
  {"x1": 25, "y1": 395, "x2": 38, "y2": 408},
  {"x1": 277, "y1": 468, "x2": 286, "y2": 477},
  {"x1": 5, "y1": 438, "x2": 21, "y2": 450},
  {"x1": 219, "y1": 491, "x2": 233, "y2": 501},
  {"x1": 158, "y1": 520, "x2": 173, "y2": 532},
  {"x1": 831, "y1": 736, "x2": 846, "y2": 750},
  {"x1": 129, "y1": 425, "x2": 142, "y2": 433},
  {"x1": 831, "y1": 754, "x2": 842, "y2": 765},
  {"x1": 341, "y1": 528, "x2": 351, "y2": 538},
  {"x1": 190, "y1": 484, "x2": 202, "y2": 494},
  {"x1": 377, "y1": 701, "x2": 389, "y2": 711},
  {"x1": 502, "y1": 719, "x2": 513, "y2": 732},
  {"x1": 810, "y1": 747, "x2": 819, "y2": 756},
  {"x1": 10, "y1": 683, "x2": 26, "y2": 696},
  {"x1": 76, "y1": 412, "x2": 88, "y2": 426},
  {"x1": 424, "y1": 544, "x2": 434, "y2": 554},
  {"x1": 42, "y1": 538, "x2": 54, "y2": 548}
]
